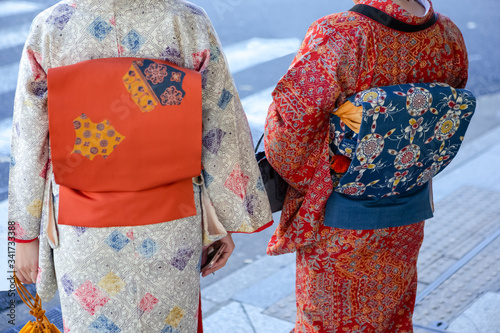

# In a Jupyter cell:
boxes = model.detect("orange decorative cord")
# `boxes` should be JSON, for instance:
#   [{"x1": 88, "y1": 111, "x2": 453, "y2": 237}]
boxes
[
  {"x1": 330, "y1": 154, "x2": 352, "y2": 174},
  {"x1": 13, "y1": 271, "x2": 61, "y2": 333}
]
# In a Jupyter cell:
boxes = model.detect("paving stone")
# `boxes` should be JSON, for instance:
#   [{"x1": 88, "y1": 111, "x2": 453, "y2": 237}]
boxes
[
  {"x1": 417, "y1": 282, "x2": 429, "y2": 296},
  {"x1": 263, "y1": 292, "x2": 296, "y2": 323},
  {"x1": 413, "y1": 229, "x2": 500, "y2": 326},
  {"x1": 414, "y1": 323, "x2": 450, "y2": 333},
  {"x1": 201, "y1": 253, "x2": 295, "y2": 304},
  {"x1": 232, "y1": 264, "x2": 295, "y2": 309},
  {"x1": 437, "y1": 125, "x2": 500, "y2": 179},
  {"x1": 447, "y1": 234, "x2": 485, "y2": 260},
  {"x1": 417, "y1": 187, "x2": 500, "y2": 275},
  {"x1": 447, "y1": 292, "x2": 500, "y2": 333},
  {"x1": 242, "y1": 303, "x2": 295, "y2": 333},
  {"x1": 418, "y1": 257, "x2": 458, "y2": 284},
  {"x1": 413, "y1": 328, "x2": 433, "y2": 333},
  {"x1": 491, "y1": 140, "x2": 500, "y2": 155},
  {"x1": 201, "y1": 298, "x2": 218, "y2": 316},
  {"x1": 433, "y1": 144, "x2": 500, "y2": 202},
  {"x1": 203, "y1": 302, "x2": 254, "y2": 333}
]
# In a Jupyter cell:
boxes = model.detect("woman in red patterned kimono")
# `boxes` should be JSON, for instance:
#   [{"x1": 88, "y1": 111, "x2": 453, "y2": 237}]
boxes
[{"x1": 264, "y1": 0, "x2": 468, "y2": 332}]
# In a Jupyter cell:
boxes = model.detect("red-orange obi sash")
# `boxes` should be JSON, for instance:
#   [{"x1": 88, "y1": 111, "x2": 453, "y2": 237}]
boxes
[{"x1": 48, "y1": 58, "x2": 202, "y2": 227}]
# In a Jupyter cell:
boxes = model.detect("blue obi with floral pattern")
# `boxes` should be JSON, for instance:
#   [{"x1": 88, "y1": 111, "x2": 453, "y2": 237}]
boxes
[{"x1": 325, "y1": 83, "x2": 476, "y2": 229}]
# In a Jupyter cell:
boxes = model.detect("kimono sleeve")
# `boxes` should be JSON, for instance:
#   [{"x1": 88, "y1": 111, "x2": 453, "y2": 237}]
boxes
[
  {"x1": 199, "y1": 16, "x2": 273, "y2": 234},
  {"x1": 264, "y1": 19, "x2": 342, "y2": 195},
  {"x1": 8, "y1": 19, "x2": 50, "y2": 243},
  {"x1": 264, "y1": 19, "x2": 345, "y2": 254}
]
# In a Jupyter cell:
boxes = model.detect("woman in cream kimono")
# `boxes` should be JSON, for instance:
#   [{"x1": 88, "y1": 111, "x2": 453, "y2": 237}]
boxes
[{"x1": 10, "y1": 0, "x2": 272, "y2": 332}]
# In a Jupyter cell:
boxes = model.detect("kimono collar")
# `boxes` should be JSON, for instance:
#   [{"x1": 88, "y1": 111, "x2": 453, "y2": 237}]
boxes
[{"x1": 357, "y1": 0, "x2": 435, "y2": 25}]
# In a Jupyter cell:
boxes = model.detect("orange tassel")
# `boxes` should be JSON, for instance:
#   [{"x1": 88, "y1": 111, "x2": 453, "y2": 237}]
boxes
[
  {"x1": 13, "y1": 272, "x2": 61, "y2": 333},
  {"x1": 330, "y1": 154, "x2": 352, "y2": 174}
]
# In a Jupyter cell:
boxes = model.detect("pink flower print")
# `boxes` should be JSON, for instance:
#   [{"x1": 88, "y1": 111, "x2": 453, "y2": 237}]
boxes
[
  {"x1": 171, "y1": 72, "x2": 182, "y2": 82},
  {"x1": 192, "y1": 49, "x2": 210, "y2": 72},
  {"x1": 27, "y1": 49, "x2": 46, "y2": 81},
  {"x1": 224, "y1": 164, "x2": 250, "y2": 200},
  {"x1": 73, "y1": 281, "x2": 110, "y2": 315},
  {"x1": 160, "y1": 86, "x2": 183, "y2": 105},
  {"x1": 14, "y1": 222, "x2": 26, "y2": 239},
  {"x1": 144, "y1": 63, "x2": 169, "y2": 84},
  {"x1": 138, "y1": 293, "x2": 159, "y2": 313},
  {"x1": 117, "y1": 44, "x2": 125, "y2": 56},
  {"x1": 63, "y1": 319, "x2": 70, "y2": 333}
]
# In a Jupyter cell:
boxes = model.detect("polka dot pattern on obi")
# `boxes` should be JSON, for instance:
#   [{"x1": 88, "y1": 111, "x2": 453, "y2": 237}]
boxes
[{"x1": 72, "y1": 113, "x2": 126, "y2": 160}]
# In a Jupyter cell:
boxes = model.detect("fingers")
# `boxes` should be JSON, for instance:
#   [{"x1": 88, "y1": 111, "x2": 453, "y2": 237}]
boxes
[
  {"x1": 15, "y1": 263, "x2": 37, "y2": 284},
  {"x1": 15, "y1": 269, "x2": 31, "y2": 285},
  {"x1": 201, "y1": 234, "x2": 235, "y2": 277},
  {"x1": 29, "y1": 269, "x2": 38, "y2": 284},
  {"x1": 15, "y1": 239, "x2": 40, "y2": 285},
  {"x1": 16, "y1": 269, "x2": 37, "y2": 284}
]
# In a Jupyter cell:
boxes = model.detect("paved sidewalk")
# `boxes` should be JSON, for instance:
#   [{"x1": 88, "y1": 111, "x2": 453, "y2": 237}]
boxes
[{"x1": 2, "y1": 94, "x2": 500, "y2": 333}]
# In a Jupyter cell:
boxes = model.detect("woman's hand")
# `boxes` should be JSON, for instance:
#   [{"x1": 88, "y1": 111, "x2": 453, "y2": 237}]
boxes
[
  {"x1": 15, "y1": 239, "x2": 40, "y2": 284},
  {"x1": 201, "y1": 233, "x2": 235, "y2": 277}
]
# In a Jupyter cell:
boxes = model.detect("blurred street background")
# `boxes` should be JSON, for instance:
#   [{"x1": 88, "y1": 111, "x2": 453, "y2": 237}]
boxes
[{"x1": 1, "y1": 0, "x2": 499, "y2": 332}]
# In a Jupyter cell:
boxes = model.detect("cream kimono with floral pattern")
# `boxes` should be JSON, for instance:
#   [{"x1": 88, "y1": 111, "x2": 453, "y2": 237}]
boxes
[{"x1": 9, "y1": 0, "x2": 272, "y2": 331}]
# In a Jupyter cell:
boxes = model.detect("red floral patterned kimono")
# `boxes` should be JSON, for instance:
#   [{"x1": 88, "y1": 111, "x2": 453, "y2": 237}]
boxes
[{"x1": 264, "y1": 0, "x2": 468, "y2": 332}]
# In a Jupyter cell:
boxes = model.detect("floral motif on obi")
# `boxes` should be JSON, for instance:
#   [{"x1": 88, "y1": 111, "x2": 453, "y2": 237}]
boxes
[
  {"x1": 330, "y1": 83, "x2": 476, "y2": 198},
  {"x1": 72, "y1": 114, "x2": 126, "y2": 161},
  {"x1": 123, "y1": 59, "x2": 187, "y2": 113}
]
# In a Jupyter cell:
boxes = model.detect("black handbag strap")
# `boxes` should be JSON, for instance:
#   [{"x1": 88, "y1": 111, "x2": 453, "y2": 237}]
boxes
[
  {"x1": 255, "y1": 134, "x2": 265, "y2": 153},
  {"x1": 349, "y1": 4, "x2": 438, "y2": 32}
]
